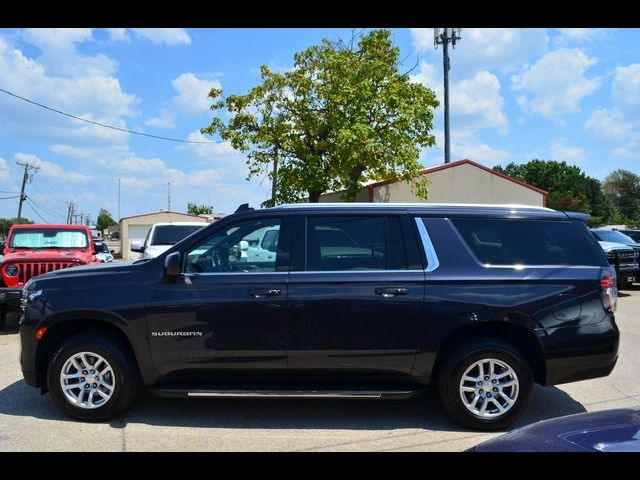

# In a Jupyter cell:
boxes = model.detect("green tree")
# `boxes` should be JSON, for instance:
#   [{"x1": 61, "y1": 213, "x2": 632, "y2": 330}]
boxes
[
  {"x1": 95, "y1": 209, "x2": 116, "y2": 233},
  {"x1": 602, "y1": 169, "x2": 640, "y2": 220},
  {"x1": 201, "y1": 29, "x2": 439, "y2": 206},
  {"x1": 187, "y1": 203, "x2": 213, "y2": 216},
  {"x1": 0, "y1": 217, "x2": 33, "y2": 239},
  {"x1": 493, "y1": 159, "x2": 606, "y2": 215}
]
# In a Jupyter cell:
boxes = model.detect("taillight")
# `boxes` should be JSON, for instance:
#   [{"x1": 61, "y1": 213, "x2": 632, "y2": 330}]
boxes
[{"x1": 601, "y1": 267, "x2": 617, "y2": 314}]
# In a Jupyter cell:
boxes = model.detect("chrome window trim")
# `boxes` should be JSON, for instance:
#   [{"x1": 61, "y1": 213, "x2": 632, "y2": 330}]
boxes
[
  {"x1": 415, "y1": 218, "x2": 440, "y2": 273},
  {"x1": 183, "y1": 271, "x2": 287, "y2": 276},
  {"x1": 290, "y1": 269, "x2": 424, "y2": 274},
  {"x1": 183, "y1": 270, "x2": 424, "y2": 276}
]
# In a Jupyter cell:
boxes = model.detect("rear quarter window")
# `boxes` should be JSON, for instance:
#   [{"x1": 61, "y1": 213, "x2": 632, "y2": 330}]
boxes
[{"x1": 451, "y1": 218, "x2": 604, "y2": 266}]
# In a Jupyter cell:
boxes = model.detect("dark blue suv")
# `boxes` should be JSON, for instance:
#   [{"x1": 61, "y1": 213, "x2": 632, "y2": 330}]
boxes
[{"x1": 18, "y1": 203, "x2": 619, "y2": 430}]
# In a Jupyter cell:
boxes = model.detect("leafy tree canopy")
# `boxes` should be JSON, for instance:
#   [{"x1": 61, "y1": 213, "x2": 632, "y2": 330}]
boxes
[
  {"x1": 602, "y1": 169, "x2": 640, "y2": 221},
  {"x1": 96, "y1": 209, "x2": 117, "y2": 233},
  {"x1": 202, "y1": 29, "x2": 439, "y2": 205},
  {"x1": 187, "y1": 203, "x2": 213, "y2": 216},
  {"x1": 494, "y1": 159, "x2": 607, "y2": 217}
]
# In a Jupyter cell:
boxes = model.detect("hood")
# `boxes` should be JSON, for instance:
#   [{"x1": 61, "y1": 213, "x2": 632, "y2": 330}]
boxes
[
  {"x1": 3, "y1": 248, "x2": 92, "y2": 263},
  {"x1": 599, "y1": 241, "x2": 633, "y2": 252},
  {"x1": 144, "y1": 245, "x2": 173, "y2": 258},
  {"x1": 473, "y1": 408, "x2": 640, "y2": 452},
  {"x1": 30, "y1": 259, "x2": 137, "y2": 281}
]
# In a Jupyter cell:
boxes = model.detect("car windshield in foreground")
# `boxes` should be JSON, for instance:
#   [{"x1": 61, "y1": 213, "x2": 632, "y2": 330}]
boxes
[
  {"x1": 10, "y1": 230, "x2": 88, "y2": 249},
  {"x1": 594, "y1": 230, "x2": 636, "y2": 244},
  {"x1": 150, "y1": 225, "x2": 204, "y2": 246}
]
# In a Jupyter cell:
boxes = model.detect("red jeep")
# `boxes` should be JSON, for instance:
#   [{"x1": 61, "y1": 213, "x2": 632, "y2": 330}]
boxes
[{"x1": 0, "y1": 224, "x2": 100, "y2": 328}]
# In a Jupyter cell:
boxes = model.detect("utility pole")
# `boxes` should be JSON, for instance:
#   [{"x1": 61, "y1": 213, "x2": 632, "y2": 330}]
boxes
[
  {"x1": 434, "y1": 28, "x2": 462, "y2": 164},
  {"x1": 167, "y1": 182, "x2": 171, "y2": 211},
  {"x1": 16, "y1": 161, "x2": 38, "y2": 220},
  {"x1": 117, "y1": 178, "x2": 121, "y2": 221}
]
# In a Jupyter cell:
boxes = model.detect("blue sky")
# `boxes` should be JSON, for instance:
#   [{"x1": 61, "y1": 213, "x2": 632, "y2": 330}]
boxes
[{"x1": 0, "y1": 28, "x2": 638, "y2": 223}]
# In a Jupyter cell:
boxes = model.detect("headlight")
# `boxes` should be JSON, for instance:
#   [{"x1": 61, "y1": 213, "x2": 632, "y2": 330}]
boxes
[{"x1": 4, "y1": 264, "x2": 18, "y2": 276}]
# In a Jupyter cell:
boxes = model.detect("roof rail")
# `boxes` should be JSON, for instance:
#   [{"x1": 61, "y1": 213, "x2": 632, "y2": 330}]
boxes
[{"x1": 235, "y1": 203, "x2": 254, "y2": 213}]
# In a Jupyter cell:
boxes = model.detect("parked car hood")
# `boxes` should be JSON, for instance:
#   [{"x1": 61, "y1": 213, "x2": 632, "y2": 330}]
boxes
[
  {"x1": 471, "y1": 408, "x2": 640, "y2": 452},
  {"x1": 598, "y1": 241, "x2": 633, "y2": 252},
  {"x1": 144, "y1": 245, "x2": 173, "y2": 258}
]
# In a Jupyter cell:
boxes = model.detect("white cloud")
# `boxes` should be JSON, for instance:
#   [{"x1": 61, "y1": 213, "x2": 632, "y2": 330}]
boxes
[
  {"x1": 584, "y1": 108, "x2": 635, "y2": 142},
  {"x1": 411, "y1": 28, "x2": 548, "y2": 75},
  {"x1": 512, "y1": 48, "x2": 601, "y2": 119},
  {"x1": 451, "y1": 130, "x2": 509, "y2": 165},
  {"x1": 612, "y1": 63, "x2": 640, "y2": 113},
  {"x1": 422, "y1": 129, "x2": 509, "y2": 166},
  {"x1": 146, "y1": 73, "x2": 221, "y2": 129},
  {"x1": 14, "y1": 152, "x2": 91, "y2": 184},
  {"x1": 146, "y1": 111, "x2": 176, "y2": 129},
  {"x1": 612, "y1": 143, "x2": 639, "y2": 159},
  {"x1": 0, "y1": 36, "x2": 137, "y2": 146},
  {"x1": 556, "y1": 28, "x2": 610, "y2": 44},
  {"x1": 180, "y1": 131, "x2": 239, "y2": 160},
  {"x1": 0, "y1": 157, "x2": 10, "y2": 182},
  {"x1": 129, "y1": 28, "x2": 191, "y2": 46},
  {"x1": 172, "y1": 73, "x2": 221, "y2": 115},
  {"x1": 21, "y1": 28, "x2": 116, "y2": 77},
  {"x1": 106, "y1": 28, "x2": 129, "y2": 42},
  {"x1": 411, "y1": 63, "x2": 507, "y2": 132},
  {"x1": 549, "y1": 138, "x2": 587, "y2": 162}
]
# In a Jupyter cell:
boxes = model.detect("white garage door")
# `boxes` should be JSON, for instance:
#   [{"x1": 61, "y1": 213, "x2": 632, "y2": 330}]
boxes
[{"x1": 128, "y1": 224, "x2": 152, "y2": 260}]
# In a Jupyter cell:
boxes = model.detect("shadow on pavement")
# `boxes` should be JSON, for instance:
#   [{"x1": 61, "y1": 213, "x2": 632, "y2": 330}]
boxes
[{"x1": 0, "y1": 378, "x2": 586, "y2": 433}]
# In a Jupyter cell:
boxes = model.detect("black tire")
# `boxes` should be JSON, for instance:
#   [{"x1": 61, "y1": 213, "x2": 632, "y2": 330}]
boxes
[
  {"x1": 47, "y1": 333, "x2": 140, "y2": 422},
  {"x1": 437, "y1": 338, "x2": 534, "y2": 431}
]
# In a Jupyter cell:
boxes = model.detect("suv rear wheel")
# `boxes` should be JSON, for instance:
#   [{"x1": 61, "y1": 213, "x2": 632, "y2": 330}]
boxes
[
  {"x1": 437, "y1": 339, "x2": 534, "y2": 431},
  {"x1": 47, "y1": 333, "x2": 140, "y2": 421}
]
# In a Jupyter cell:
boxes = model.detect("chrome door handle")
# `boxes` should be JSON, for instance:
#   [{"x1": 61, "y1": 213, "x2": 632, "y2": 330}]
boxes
[
  {"x1": 248, "y1": 288, "x2": 281, "y2": 298},
  {"x1": 375, "y1": 287, "x2": 409, "y2": 298}
]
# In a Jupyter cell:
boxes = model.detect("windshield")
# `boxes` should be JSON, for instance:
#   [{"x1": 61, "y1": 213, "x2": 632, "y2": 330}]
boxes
[
  {"x1": 10, "y1": 229, "x2": 89, "y2": 249},
  {"x1": 594, "y1": 230, "x2": 636, "y2": 244},
  {"x1": 150, "y1": 225, "x2": 204, "y2": 246}
]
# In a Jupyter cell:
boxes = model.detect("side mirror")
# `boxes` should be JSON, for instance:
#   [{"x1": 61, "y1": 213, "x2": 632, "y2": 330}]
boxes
[
  {"x1": 239, "y1": 240, "x2": 249, "y2": 252},
  {"x1": 131, "y1": 240, "x2": 145, "y2": 253},
  {"x1": 165, "y1": 251, "x2": 182, "y2": 277},
  {"x1": 110, "y1": 249, "x2": 115, "y2": 254}
]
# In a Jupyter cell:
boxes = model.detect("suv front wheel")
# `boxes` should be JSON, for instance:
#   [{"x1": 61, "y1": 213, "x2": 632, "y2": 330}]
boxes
[
  {"x1": 47, "y1": 333, "x2": 140, "y2": 422},
  {"x1": 437, "y1": 339, "x2": 533, "y2": 431}
]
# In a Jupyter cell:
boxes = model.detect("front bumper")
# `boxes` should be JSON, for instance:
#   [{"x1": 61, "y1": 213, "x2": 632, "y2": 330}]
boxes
[
  {"x1": 541, "y1": 314, "x2": 619, "y2": 386},
  {"x1": 19, "y1": 322, "x2": 40, "y2": 388}
]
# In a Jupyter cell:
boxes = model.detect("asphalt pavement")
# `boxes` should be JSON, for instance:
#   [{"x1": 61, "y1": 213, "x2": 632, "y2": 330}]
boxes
[{"x1": 1, "y1": 288, "x2": 639, "y2": 451}]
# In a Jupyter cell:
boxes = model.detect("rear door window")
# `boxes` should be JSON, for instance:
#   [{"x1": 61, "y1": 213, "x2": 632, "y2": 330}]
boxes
[
  {"x1": 451, "y1": 218, "x2": 604, "y2": 266},
  {"x1": 305, "y1": 216, "x2": 408, "y2": 271}
]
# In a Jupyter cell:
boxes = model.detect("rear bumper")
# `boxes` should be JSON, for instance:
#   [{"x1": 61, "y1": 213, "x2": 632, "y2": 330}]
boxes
[{"x1": 541, "y1": 315, "x2": 619, "y2": 386}]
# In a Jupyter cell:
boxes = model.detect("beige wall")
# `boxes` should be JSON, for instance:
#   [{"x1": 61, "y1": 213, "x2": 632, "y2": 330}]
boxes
[
  {"x1": 319, "y1": 163, "x2": 545, "y2": 207},
  {"x1": 373, "y1": 163, "x2": 544, "y2": 206},
  {"x1": 120, "y1": 212, "x2": 209, "y2": 260}
]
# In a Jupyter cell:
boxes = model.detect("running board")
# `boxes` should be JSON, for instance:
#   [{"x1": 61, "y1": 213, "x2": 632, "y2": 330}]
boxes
[{"x1": 150, "y1": 388, "x2": 421, "y2": 400}]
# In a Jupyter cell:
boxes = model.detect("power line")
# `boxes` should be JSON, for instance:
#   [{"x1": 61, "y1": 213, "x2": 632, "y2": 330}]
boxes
[
  {"x1": 25, "y1": 197, "x2": 50, "y2": 224},
  {"x1": 0, "y1": 195, "x2": 20, "y2": 200},
  {"x1": 0, "y1": 87, "x2": 215, "y2": 145}
]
